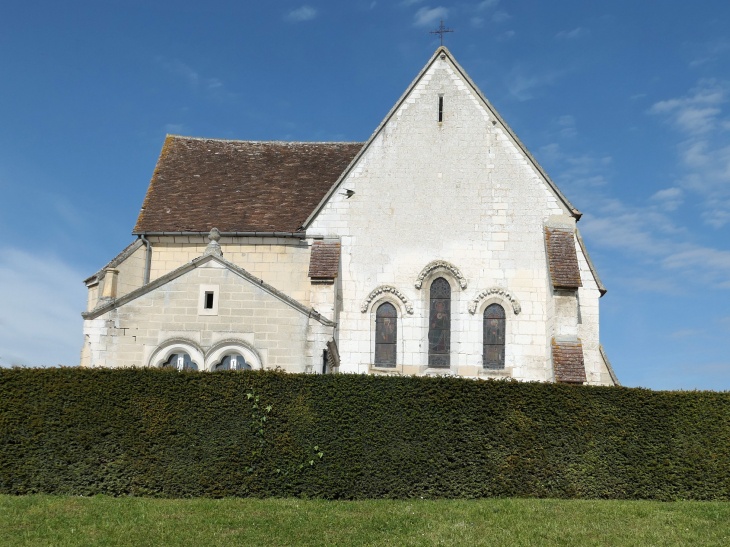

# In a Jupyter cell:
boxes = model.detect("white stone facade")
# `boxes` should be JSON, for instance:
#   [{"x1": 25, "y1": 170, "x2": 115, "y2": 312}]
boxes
[{"x1": 80, "y1": 48, "x2": 617, "y2": 386}]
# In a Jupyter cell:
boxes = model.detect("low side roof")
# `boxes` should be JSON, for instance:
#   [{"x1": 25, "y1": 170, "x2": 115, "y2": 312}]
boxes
[{"x1": 133, "y1": 136, "x2": 363, "y2": 234}]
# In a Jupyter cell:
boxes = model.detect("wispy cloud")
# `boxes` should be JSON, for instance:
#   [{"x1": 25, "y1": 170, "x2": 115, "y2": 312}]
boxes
[
  {"x1": 556, "y1": 27, "x2": 588, "y2": 40},
  {"x1": 505, "y1": 66, "x2": 566, "y2": 101},
  {"x1": 401, "y1": 0, "x2": 423, "y2": 5},
  {"x1": 557, "y1": 115, "x2": 577, "y2": 137},
  {"x1": 286, "y1": 5, "x2": 317, "y2": 22},
  {"x1": 476, "y1": 0, "x2": 499, "y2": 9},
  {"x1": 649, "y1": 79, "x2": 730, "y2": 226},
  {"x1": 156, "y1": 57, "x2": 238, "y2": 103},
  {"x1": 0, "y1": 249, "x2": 86, "y2": 368},
  {"x1": 492, "y1": 11, "x2": 511, "y2": 23},
  {"x1": 414, "y1": 6, "x2": 448, "y2": 27},
  {"x1": 650, "y1": 187, "x2": 684, "y2": 211}
]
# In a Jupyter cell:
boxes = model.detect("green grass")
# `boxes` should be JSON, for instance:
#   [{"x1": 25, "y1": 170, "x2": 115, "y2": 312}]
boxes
[{"x1": 1, "y1": 495, "x2": 729, "y2": 546}]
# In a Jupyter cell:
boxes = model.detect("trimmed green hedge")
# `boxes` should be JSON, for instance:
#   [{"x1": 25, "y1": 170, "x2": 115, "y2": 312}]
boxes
[{"x1": 1, "y1": 368, "x2": 728, "y2": 500}]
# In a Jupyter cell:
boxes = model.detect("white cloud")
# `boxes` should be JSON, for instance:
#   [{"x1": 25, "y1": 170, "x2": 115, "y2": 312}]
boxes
[
  {"x1": 401, "y1": 0, "x2": 423, "y2": 5},
  {"x1": 650, "y1": 187, "x2": 683, "y2": 211},
  {"x1": 505, "y1": 66, "x2": 566, "y2": 101},
  {"x1": 491, "y1": 11, "x2": 511, "y2": 23},
  {"x1": 556, "y1": 27, "x2": 588, "y2": 40},
  {"x1": 496, "y1": 30, "x2": 515, "y2": 41},
  {"x1": 476, "y1": 0, "x2": 499, "y2": 9},
  {"x1": 157, "y1": 58, "x2": 200, "y2": 87},
  {"x1": 0, "y1": 249, "x2": 86, "y2": 368},
  {"x1": 557, "y1": 115, "x2": 577, "y2": 137},
  {"x1": 471, "y1": 16, "x2": 484, "y2": 27},
  {"x1": 286, "y1": 5, "x2": 317, "y2": 22},
  {"x1": 649, "y1": 79, "x2": 730, "y2": 226},
  {"x1": 414, "y1": 6, "x2": 448, "y2": 27}
]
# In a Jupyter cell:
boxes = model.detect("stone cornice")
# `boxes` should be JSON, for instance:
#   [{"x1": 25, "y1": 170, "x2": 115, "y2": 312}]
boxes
[
  {"x1": 361, "y1": 285, "x2": 414, "y2": 314},
  {"x1": 468, "y1": 287, "x2": 521, "y2": 315},
  {"x1": 415, "y1": 261, "x2": 467, "y2": 290}
]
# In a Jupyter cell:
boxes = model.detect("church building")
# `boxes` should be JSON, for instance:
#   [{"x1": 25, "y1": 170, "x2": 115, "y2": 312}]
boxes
[{"x1": 80, "y1": 47, "x2": 620, "y2": 386}]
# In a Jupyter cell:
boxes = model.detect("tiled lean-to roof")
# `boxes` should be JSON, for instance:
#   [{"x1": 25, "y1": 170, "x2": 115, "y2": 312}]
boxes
[
  {"x1": 552, "y1": 339, "x2": 587, "y2": 384},
  {"x1": 133, "y1": 136, "x2": 363, "y2": 234},
  {"x1": 308, "y1": 241, "x2": 340, "y2": 279},
  {"x1": 544, "y1": 227, "x2": 583, "y2": 290}
]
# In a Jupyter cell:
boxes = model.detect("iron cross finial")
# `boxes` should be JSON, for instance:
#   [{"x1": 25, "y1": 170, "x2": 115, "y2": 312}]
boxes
[{"x1": 430, "y1": 20, "x2": 454, "y2": 47}]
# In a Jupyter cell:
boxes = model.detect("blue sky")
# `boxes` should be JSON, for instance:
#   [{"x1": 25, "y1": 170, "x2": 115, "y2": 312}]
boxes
[{"x1": 1, "y1": 0, "x2": 728, "y2": 390}]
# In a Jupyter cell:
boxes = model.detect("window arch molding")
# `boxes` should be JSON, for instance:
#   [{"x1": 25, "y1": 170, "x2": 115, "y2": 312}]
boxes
[
  {"x1": 368, "y1": 294, "x2": 406, "y2": 370},
  {"x1": 204, "y1": 339, "x2": 263, "y2": 372},
  {"x1": 148, "y1": 338, "x2": 205, "y2": 370}
]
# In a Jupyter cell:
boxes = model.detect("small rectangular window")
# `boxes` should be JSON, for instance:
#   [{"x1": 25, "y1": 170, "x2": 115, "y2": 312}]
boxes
[
  {"x1": 438, "y1": 96, "x2": 443, "y2": 122},
  {"x1": 204, "y1": 291, "x2": 214, "y2": 309}
]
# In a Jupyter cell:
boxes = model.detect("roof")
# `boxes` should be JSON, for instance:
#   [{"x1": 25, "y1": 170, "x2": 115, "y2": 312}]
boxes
[
  {"x1": 82, "y1": 253, "x2": 336, "y2": 327},
  {"x1": 133, "y1": 136, "x2": 363, "y2": 234},
  {"x1": 83, "y1": 240, "x2": 143, "y2": 285},
  {"x1": 552, "y1": 339, "x2": 587, "y2": 384},
  {"x1": 308, "y1": 241, "x2": 340, "y2": 278},
  {"x1": 302, "y1": 46, "x2": 581, "y2": 229},
  {"x1": 576, "y1": 228, "x2": 607, "y2": 297},
  {"x1": 545, "y1": 227, "x2": 583, "y2": 290}
]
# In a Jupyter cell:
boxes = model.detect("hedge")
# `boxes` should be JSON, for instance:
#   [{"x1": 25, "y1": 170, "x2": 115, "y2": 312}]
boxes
[{"x1": 1, "y1": 368, "x2": 729, "y2": 500}]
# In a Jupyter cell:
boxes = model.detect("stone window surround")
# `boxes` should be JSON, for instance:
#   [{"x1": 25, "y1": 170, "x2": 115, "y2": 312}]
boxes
[
  {"x1": 198, "y1": 284, "x2": 220, "y2": 316},
  {"x1": 205, "y1": 339, "x2": 263, "y2": 371},
  {"x1": 148, "y1": 339, "x2": 205, "y2": 370},
  {"x1": 419, "y1": 272, "x2": 464, "y2": 372},
  {"x1": 367, "y1": 293, "x2": 407, "y2": 372},
  {"x1": 475, "y1": 295, "x2": 515, "y2": 377}
]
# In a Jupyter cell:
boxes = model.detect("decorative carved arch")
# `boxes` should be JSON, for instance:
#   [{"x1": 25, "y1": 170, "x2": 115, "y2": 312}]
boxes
[
  {"x1": 468, "y1": 287, "x2": 521, "y2": 315},
  {"x1": 415, "y1": 261, "x2": 467, "y2": 290},
  {"x1": 148, "y1": 338, "x2": 205, "y2": 370},
  {"x1": 204, "y1": 338, "x2": 264, "y2": 371},
  {"x1": 361, "y1": 285, "x2": 414, "y2": 314}
]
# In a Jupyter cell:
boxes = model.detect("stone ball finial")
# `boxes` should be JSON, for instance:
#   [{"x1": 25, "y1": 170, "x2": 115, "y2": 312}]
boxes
[{"x1": 204, "y1": 227, "x2": 223, "y2": 257}]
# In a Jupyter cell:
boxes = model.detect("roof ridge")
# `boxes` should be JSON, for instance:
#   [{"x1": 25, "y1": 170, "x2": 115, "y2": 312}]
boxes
[{"x1": 167, "y1": 134, "x2": 364, "y2": 145}]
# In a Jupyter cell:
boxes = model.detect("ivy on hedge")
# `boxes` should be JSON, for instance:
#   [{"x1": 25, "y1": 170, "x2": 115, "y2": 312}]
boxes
[{"x1": 1, "y1": 368, "x2": 728, "y2": 500}]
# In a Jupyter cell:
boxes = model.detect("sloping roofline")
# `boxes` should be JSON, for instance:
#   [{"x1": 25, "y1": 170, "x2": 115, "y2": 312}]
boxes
[
  {"x1": 302, "y1": 46, "x2": 581, "y2": 229},
  {"x1": 81, "y1": 253, "x2": 336, "y2": 327}
]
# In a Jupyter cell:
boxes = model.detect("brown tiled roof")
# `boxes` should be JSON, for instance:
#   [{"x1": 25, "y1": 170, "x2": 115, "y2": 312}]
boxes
[
  {"x1": 552, "y1": 339, "x2": 586, "y2": 384},
  {"x1": 545, "y1": 227, "x2": 582, "y2": 290},
  {"x1": 308, "y1": 241, "x2": 340, "y2": 278},
  {"x1": 133, "y1": 136, "x2": 363, "y2": 234}
]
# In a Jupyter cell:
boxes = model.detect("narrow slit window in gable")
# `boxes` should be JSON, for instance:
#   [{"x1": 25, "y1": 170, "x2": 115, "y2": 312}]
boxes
[
  {"x1": 204, "y1": 291, "x2": 214, "y2": 309},
  {"x1": 438, "y1": 96, "x2": 444, "y2": 122}
]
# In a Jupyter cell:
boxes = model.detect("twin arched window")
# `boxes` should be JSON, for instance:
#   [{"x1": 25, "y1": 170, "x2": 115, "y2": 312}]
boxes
[
  {"x1": 374, "y1": 279, "x2": 507, "y2": 370},
  {"x1": 162, "y1": 353, "x2": 198, "y2": 371}
]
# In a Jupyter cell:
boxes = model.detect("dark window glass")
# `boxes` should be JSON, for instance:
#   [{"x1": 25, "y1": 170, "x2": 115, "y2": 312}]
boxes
[
  {"x1": 483, "y1": 304, "x2": 506, "y2": 369},
  {"x1": 375, "y1": 302, "x2": 397, "y2": 367},
  {"x1": 438, "y1": 96, "x2": 443, "y2": 122},
  {"x1": 205, "y1": 292, "x2": 214, "y2": 309},
  {"x1": 215, "y1": 354, "x2": 249, "y2": 371},
  {"x1": 162, "y1": 353, "x2": 198, "y2": 371},
  {"x1": 428, "y1": 277, "x2": 451, "y2": 368}
]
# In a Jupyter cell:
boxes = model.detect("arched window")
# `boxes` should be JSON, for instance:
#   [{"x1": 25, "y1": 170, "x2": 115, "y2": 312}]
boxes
[
  {"x1": 375, "y1": 302, "x2": 397, "y2": 367},
  {"x1": 428, "y1": 277, "x2": 451, "y2": 368},
  {"x1": 483, "y1": 304, "x2": 505, "y2": 369},
  {"x1": 161, "y1": 353, "x2": 198, "y2": 371},
  {"x1": 214, "y1": 354, "x2": 251, "y2": 371}
]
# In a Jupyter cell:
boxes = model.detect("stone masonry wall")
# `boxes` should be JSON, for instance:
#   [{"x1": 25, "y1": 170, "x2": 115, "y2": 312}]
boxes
[
  {"x1": 306, "y1": 54, "x2": 610, "y2": 384},
  {"x1": 82, "y1": 261, "x2": 332, "y2": 372}
]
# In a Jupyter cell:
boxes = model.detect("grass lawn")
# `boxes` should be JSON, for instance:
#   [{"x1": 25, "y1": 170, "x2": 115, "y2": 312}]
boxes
[{"x1": 1, "y1": 495, "x2": 729, "y2": 546}]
